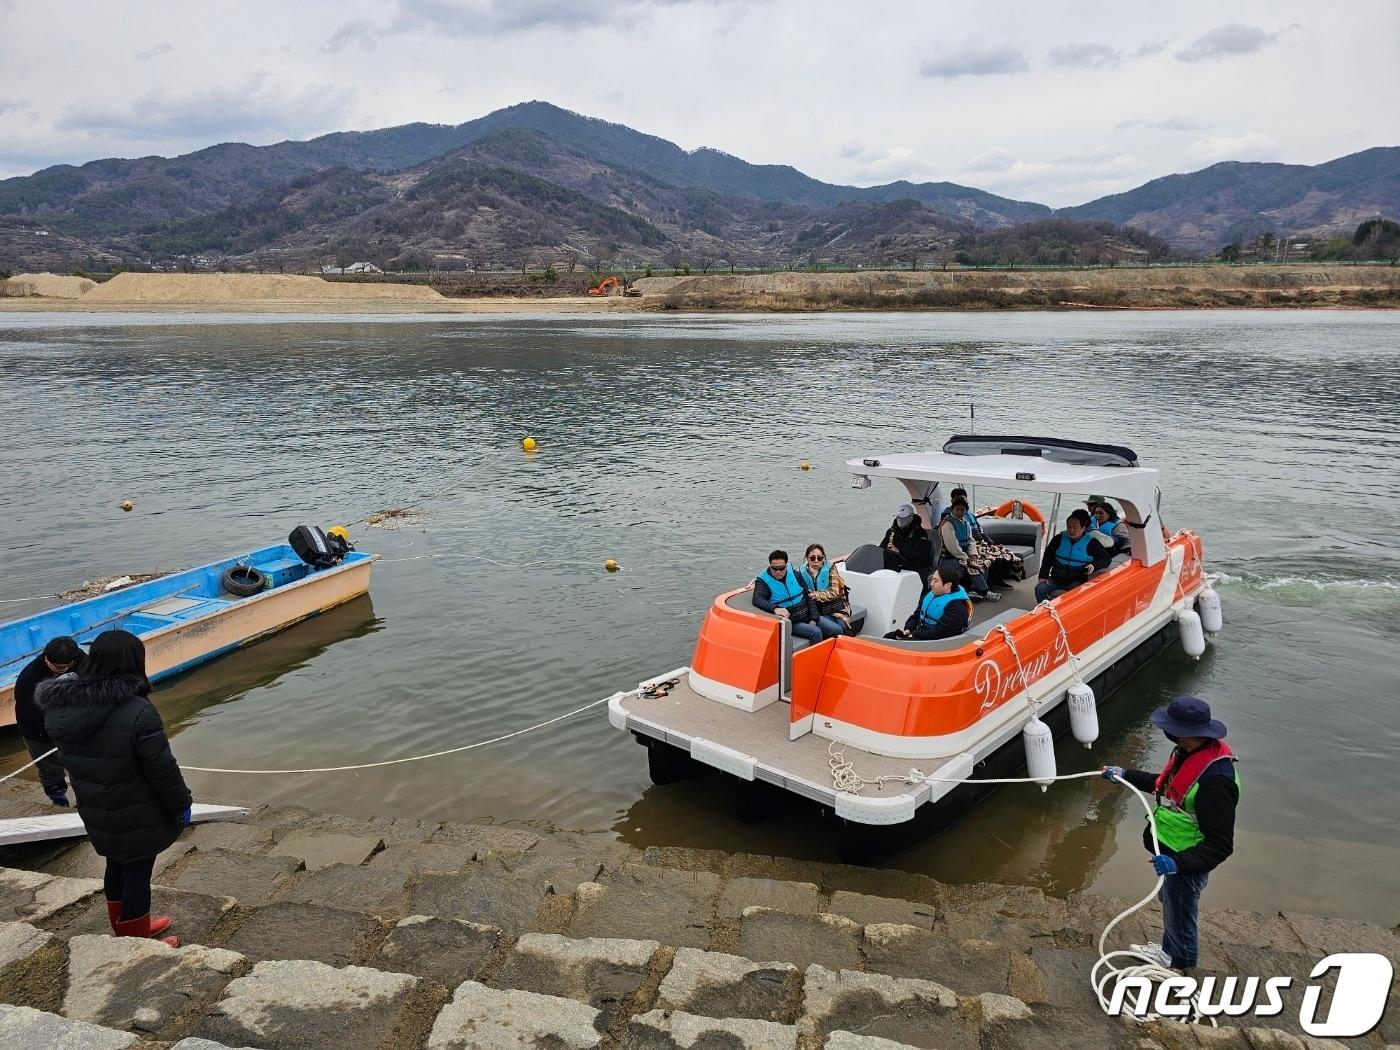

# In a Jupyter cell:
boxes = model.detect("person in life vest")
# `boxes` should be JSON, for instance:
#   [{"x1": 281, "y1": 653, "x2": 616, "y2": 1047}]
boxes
[
  {"x1": 752, "y1": 549, "x2": 843, "y2": 644},
  {"x1": 1035, "y1": 508, "x2": 1111, "y2": 602},
  {"x1": 949, "y1": 487, "x2": 1025, "y2": 586},
  {"x1": 1087, "y1": 495, "x2": 1130, "y2": 557},
  {"x1": 886, "y1": 563, "x2": 972, "y2": 640},
  {"x1": 936, "y1": 497, "x2": 1000, "y2": 602},
  {"x1": 1102, "y1": 696, "x2": 1239, "y2": 971},
  {"x1": 796, "y1": 543, "x2": 853, "y2": 635}
]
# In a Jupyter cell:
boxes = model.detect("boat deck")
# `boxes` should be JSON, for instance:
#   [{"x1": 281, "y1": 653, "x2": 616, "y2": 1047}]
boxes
[{"x1": 616, "y1": 675, "x2": 934, "y2": 812}]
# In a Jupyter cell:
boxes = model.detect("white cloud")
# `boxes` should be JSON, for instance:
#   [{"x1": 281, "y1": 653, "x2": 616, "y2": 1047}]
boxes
[
  {"x1": 850, "y1": 146, "x2": 932, "y2": 182},
  {"x1": 839, "y1": 142, "x2": 863, "y2": 159},
  {"x1": 55, "y1": 75, "x2": 354, "y2": 142},
  {"x1": 1176, "y1": 23, "x2": 1278, "y2": 62},
  {"x1": 322, "y1": 20, "x2": 378, "y2": 53},
  {"x1": 1184, "y1": 132, "x2": 1279, "y2": 163},
  {"x1": 1049, "y1": 42, "x2": 1121, "y2": 69},
  {"x1": 966, "y1": 148, "x2": 1015, "y2": 173},
  {"x1": 920, "y1": 40, "x2": 1029, "y2": 78},
  {"x1": 135, "y1": 41, "x2": 173, "y2": 61},
  {"x1": 1116, "y1": 116, "x2": 1207, "y2": 132}
]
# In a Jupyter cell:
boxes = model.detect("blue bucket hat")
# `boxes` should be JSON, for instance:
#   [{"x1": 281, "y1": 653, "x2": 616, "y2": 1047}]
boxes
[{"x1": 1149, "y1": 696, "x2": 1227, "y2": 739}]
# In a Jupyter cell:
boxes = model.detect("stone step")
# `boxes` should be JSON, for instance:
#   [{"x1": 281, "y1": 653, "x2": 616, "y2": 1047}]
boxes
[
  {"x1": 2, "y1": 782, "x2": 1394, "y2": 1047},
  {"x1": 3, "y1": 919, "x2": 1361, "y2": 1050}
]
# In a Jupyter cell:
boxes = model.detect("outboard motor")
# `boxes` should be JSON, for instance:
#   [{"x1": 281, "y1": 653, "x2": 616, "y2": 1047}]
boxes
[{"x1": 289, "y1": 525, "x2": 342, "y2": 569}]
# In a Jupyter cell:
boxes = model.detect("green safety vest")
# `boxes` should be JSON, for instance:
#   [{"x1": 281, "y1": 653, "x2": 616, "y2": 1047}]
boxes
[{"x1": 1153, "y1": 766, "x2": 1241, "y2": 853}]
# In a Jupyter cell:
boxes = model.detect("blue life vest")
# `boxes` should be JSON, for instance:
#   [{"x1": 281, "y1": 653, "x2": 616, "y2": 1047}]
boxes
[
  {"x1": 1053, "y1": 532, "x2": 1097, "y2": 570},
  {"x1": 940, "y1": 509, "x2": 973, "y2": 547},
  {"x1": 916, "y1": 586, "x2": 970, "y2": 629},
  {"x1": 759, "y1": 567, "x2": 807, "y2": 610},
  {"x1": 1093, "y1": 516, "x2": 1121, "y2": 539},
  {"x1": 798, "y1": 562, "x2": 832, "y2": 591}
]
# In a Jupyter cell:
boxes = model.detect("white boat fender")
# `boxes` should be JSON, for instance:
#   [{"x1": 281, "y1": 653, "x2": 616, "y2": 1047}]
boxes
[
  {"x1": 1177, "y1": 608, "x2": 1206, "y2": 659},
  {"x1": 1197, "y1": 584, "x2": 1223, "y2": 633},
  {"x1": 1022, "y1": 716, "x2": 1056, "y2": 791},
  {"x1": 1067, "y1": 683, "x2": 1099, "y2": 748}
]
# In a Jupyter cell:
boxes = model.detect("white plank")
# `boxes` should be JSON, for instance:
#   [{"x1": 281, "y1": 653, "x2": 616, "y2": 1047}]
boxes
[{"x1": 0, "y1": 804, "x2": 248, "y2": 846}]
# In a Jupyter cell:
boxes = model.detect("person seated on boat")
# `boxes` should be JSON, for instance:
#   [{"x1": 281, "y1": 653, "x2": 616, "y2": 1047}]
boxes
[
  {"x1": 1088, "y1": 496, "x2": 1131, "y2": 557},
  {"x1": 1036, "y1": 509, "x2": 1112, "y2": 602},
  {"x1": 753, "y1": 550, "x2": 844, "y2": 643},
  {"x1": 796, "y1": 543, "x2": 853, "y2": 636},
  {"x1": 14, "y1": 635, "x2": 83, "y2": 806},
  {"x1": 878, "y1": 503, "x2": 932, "y2": 576},
  {"x1": 937, "y1": 496, "x2": 1000, "y2": 602},
  {"x1": 886, "y1": 563, "x2": 972, "y2": 641},
  {"x1": 948, "y1": 487, "x2": 1025, "y2": 586}
]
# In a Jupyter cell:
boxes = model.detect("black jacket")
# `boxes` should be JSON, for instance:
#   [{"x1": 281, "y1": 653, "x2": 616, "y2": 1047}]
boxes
[
  {"x1": 1039, "y1": 529, "x2": 1112, "y2": 584},
  {"x1": 879, "y1": 519, "x2": 933, "y2": 576},
  {"x1": 752, "y1": 571, "x2": 816, "y2": 623},
  {"x1": 902, "y1": 593, "x2": 971, "y2": 640},
  {"x1": 40, "y1": 674, "x2": 192, "y2": 862},
  {"x1": 1122, "y1": 755, "x2": 1238, "y2": 876},
  {"x1": 13, "y1": 655, "x2": 58, "y2": 741}
]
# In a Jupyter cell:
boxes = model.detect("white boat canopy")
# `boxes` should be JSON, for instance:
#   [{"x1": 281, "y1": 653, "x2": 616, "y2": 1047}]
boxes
[{"x1": 847, "y1": 435, "x2": 1166, "y2": 566}]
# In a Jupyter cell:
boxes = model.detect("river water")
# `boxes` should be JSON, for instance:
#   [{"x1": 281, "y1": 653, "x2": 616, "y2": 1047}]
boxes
[{"x1": 2, "y1": 309, "x2": 1397, "y2": 923}]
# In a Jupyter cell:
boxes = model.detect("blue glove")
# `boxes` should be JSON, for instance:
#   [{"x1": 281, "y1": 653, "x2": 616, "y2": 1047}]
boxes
[
  {"x1": 1151, "y1": 854, "x2": 1177, "y2": 876},
  {"x1": 1102, "y1": 765, "x2": 1125, "y2": 782},
  {"x1": 180, "y1": 806, "x2": 193, "y2": 827}
]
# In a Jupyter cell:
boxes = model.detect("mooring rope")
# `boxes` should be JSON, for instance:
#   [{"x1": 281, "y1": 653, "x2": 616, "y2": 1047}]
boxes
[{"x1": 826, "y1": 741, "x2": 1212, "y2": 1026}]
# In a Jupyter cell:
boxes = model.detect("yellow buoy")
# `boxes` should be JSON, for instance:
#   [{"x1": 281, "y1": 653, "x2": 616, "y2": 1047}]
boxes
[
  {"x1": 521, "y1": 436, "x2": 537, "y2": 452},
  {"x1": 120, "y1": 500, "x2": 133, "y2": 512},
  {"x1": 800, "y1": 461, "x2": 810, "y2": 471},
  {"x1": 604, "y1": 559, "x2": 619, "y2": 573}
]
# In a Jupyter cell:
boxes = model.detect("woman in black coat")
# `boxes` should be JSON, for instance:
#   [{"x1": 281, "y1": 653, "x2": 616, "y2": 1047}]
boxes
[{"x1": 40, "y1": 629, "x2": 192, "y2": 946}]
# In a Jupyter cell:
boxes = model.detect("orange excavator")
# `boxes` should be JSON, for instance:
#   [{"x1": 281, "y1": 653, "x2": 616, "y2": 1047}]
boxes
[{"x1": 587, "y1": 276, "x2": 620, "y2": 296}]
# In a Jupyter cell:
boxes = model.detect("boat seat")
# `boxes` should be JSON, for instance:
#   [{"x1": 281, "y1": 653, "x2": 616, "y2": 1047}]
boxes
[{"x1": 843, "y1": 544, "x2": 884, "y2": 574}]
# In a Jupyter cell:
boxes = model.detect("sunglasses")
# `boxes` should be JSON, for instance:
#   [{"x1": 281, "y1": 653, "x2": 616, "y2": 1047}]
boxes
[{"x1": 807, "y1": 554, "x2": 825, "y2": 562}]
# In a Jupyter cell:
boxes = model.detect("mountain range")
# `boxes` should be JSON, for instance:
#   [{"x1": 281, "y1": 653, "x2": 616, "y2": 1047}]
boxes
[{"x1": 0, "y1": 101, "x2": 1395, "y2": 271}]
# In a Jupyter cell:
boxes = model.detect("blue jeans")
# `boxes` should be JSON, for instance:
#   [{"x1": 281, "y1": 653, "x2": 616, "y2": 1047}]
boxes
[
  {"x1": 790, "y1": 620, "x2": 823, "y2": 644},
  {"x1": 1159, "y1": 869, "x2": 1209, "y2": 968},
  {"x1": 816, "y1": 615, "x2": 848, "y2": 638}
]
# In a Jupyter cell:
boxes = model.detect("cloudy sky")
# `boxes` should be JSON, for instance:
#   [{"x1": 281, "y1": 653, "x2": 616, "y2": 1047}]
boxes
[{"x1": 1, "y1": 0, "x2": 1396, "y2": 206}]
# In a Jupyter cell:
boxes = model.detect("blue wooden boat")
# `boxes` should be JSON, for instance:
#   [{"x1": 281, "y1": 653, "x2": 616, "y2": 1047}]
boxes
[{"x1": 2, "y1": 543, "x2": 376, "y2": 729}]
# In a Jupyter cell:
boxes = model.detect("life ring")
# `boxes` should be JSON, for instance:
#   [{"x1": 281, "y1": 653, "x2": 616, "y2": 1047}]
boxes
[
  {"x1": 221, "y1": 566, "x2": 267, "y2": 598},
  {"x1": 989, "y1": 499, "x2": 1046, "y2": 528}
]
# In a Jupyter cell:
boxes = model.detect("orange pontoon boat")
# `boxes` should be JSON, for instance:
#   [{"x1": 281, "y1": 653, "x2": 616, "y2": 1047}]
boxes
[{"x1": 606, "y1": 436, "x2": 1221, "y2": 857}]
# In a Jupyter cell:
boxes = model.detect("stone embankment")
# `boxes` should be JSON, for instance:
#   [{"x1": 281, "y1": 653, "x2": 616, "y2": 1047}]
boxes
[
  {"x1": 629, "y1": 265, "x2": 1400, "y2": 311},
  {"x1": 0, "y1": 781, "x2": 1395, "y2": 1049}
]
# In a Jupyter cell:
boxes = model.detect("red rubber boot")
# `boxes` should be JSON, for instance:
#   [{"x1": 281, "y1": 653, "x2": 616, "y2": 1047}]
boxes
[
  {"x1": 113, "y1": 913, "x2": 179, "y2": 948},
  {"x1": 105, "y1": 900, "x2": 123, "y2": 932}
]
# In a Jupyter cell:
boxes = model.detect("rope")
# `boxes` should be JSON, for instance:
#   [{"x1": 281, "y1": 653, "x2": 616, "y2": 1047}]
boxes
[
  {"x1": 989, "y1": 621, "x2": 1041, "y2": 714},
  {"x1": 0, "y1": 747, "x2": 58, "y2": 785},
  {"x1": 1037, "y1": 600, "x2": 1087, "y2": 685},
  {"x1": 827, "y1": 742, "x2": 1212, "y2": 1025},
  {"x1": 176, "y1": 697, "x2": 609, "y2": 775}
]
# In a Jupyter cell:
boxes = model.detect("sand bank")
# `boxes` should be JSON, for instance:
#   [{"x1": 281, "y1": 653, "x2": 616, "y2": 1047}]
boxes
[
  {"x1": 0, "y1": 272, "x2": 96, "y2": 298},
  {"x1": 81, "y1": 272, "x2": 446, "y2": 304}
]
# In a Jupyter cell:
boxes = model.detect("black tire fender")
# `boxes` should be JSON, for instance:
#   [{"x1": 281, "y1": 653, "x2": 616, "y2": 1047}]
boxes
[{"x1": 221, "y1": 566, "x2": 267, "y2": 598}]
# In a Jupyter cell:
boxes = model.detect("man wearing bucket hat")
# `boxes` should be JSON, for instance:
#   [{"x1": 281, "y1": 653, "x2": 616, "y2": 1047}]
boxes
[{"x1": 1102, "y1": 696, "x2": 1239, "y2": 971}]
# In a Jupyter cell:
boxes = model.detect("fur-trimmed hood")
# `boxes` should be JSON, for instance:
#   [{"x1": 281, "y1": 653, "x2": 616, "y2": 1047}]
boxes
[{"x1": 38, "y1": 674, "x2": 147, "y2": 744}]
